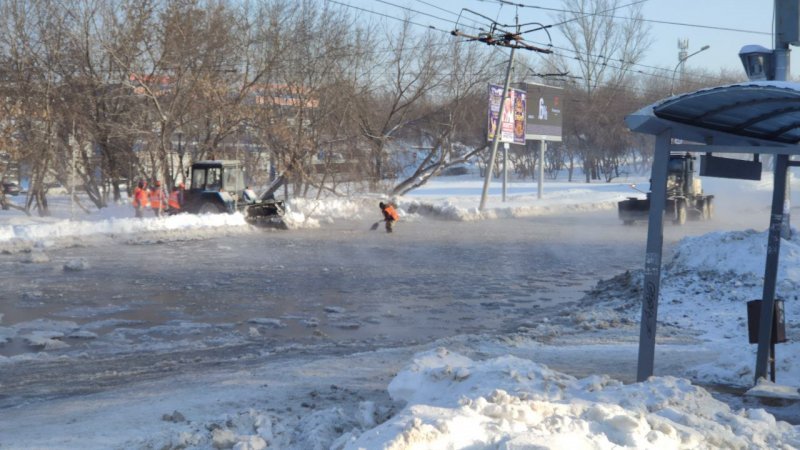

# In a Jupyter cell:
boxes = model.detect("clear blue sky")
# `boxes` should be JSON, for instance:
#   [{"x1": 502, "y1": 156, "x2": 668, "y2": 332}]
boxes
[{"x1": 339, "y1": 0, "x2": 793, "y2": 80}]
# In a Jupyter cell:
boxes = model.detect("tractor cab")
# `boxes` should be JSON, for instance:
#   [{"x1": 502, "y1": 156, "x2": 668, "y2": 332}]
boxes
[
  {"x1": 184, "y1": 160, "x2": 245, "y2": 214},
  {"x1": 665, "y1": 153, "x2": 702, "y2": 198}
]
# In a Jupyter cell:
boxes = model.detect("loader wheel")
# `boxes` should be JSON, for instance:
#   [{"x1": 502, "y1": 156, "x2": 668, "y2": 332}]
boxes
[
  {"x1": 706, "y1": 198, "x2": 714, "y2": 220},
  {"x1": 674, "y1": 200, "x2": 687, "y2": 225},
  {"x1": 199, "y1": 201, "x2": 224, "y2": 214},
  {"x1": 701, "y1": 201, "x2": 710, "y2": 220}
]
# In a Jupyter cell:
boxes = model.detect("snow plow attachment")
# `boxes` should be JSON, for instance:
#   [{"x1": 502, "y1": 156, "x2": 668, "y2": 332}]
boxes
[{"x1": 244, "y1": 200, "x2": 288, "y2": 230}]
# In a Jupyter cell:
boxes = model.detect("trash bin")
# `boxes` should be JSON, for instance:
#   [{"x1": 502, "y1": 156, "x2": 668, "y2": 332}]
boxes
[{"x1": 747, "y1": 299, "x2": 787, "y2": 344}]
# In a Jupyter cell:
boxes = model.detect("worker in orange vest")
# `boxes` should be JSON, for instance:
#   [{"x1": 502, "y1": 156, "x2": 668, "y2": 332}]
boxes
[
  {"x1": 167, "y1": 185, "x2": 182, "y2": 214},
  {"x1": 149, "y1": 180, "x2": 167, "y2": 217},
  {"x1": 379, "y1": 202, "x2": 399, "y2": 233},
  {"x1": 132, "y1": 180, "x2": 149, "y2": 218}
]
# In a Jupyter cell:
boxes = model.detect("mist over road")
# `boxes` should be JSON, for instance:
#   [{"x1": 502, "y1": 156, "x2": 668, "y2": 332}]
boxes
[{"x1": 0, "y1": 207, "x2": 768, "y2": 407}]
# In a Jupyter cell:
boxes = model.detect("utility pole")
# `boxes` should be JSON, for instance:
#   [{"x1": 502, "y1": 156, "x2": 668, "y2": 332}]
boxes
[
  {"x1": 481, "y1": 49, "x2": 516, "y2": 210},
  {"x1": 451, "y1": 8, "x2": 552, "y2": 211}
]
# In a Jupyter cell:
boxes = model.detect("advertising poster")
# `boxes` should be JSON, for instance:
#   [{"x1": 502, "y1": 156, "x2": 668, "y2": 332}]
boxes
[
  {"x1": 517, "y1": 82, "x2": 564, "y2": 142},
  {"x1": 487, "y1": 84, "x2": 526, "y2": 145}
]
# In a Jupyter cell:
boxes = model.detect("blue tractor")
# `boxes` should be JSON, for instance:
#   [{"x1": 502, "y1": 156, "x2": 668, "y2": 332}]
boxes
[{"x1": 183, "y1": 160, "x2": 286, "y2": 228}]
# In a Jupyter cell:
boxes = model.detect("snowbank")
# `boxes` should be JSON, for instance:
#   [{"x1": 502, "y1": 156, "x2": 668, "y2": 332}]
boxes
[{"x1": 346, "y1": 348, "x2": 800, "y2": 449}]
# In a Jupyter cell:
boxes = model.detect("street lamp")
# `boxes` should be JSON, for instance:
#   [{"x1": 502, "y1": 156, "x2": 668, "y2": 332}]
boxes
[{"x1": 670, "y1": 45, "x2": 710, "y2": 95}]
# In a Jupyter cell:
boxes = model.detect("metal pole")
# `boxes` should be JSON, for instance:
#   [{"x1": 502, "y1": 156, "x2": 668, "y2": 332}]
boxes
[
  {"x1": 636, "y1": 131, "x2": 671, "y2": 382},
  {"x1": 480, "y1": 47, "x2": 516, "y2": 211},
  {"x1": 502, "y1": 143, "x2": 509, "y2": 202},
  {"x1": 775, "y1": 45, "x2": 792, "y2": 237},
  {"x1": 538, "y1": 140, "x2": 545, "y2": 199},
  {"x1": 775, "y1": 0, "x2": 792, "y2": 238},
  {"x1": 754, "y1": 153, "x2": 789, "y2": 382}
]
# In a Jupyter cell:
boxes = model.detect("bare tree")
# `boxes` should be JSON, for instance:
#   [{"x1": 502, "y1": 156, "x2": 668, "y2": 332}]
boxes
[
  {"x1": 389, "y1": 39, "x2": 500, "y2": 196},
  {"x1": 550, "y1": 0, "x2": 651, "y2": 182},
  {"x1": 0, "y1": 0, "x2": 76, "y2": 215},
  {"x1": 250, "y1": 0, "x2": 362, "y2": 199},
  {"x1": 352, "y1": 19, "x2": 445, "y2": 191},
  {"x1": 46, "y1": 0, "x2": 153, "y2": 208}
]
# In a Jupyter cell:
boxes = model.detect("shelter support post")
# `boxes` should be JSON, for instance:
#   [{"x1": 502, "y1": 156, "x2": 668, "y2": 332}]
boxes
[
  {"x1": 754, "y1": 153, "x2": 789, "y2": 383},
  {"x1": 637, "y1": 131, "x2": 671, "y2": 382}
]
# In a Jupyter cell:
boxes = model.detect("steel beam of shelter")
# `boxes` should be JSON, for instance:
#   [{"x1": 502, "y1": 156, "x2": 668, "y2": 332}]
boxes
[
  {"x1": 625, "y1": 81, "x2": 800, "y2": 383},
  {"x1": 637, "y1": 131, "x2": 671, "y2": 381}
]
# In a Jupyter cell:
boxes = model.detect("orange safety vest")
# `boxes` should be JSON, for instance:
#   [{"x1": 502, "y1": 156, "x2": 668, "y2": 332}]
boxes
[
  {"x1": 149, "y1": 188, "x2": 165, "y2": 209},
  {"x1": 133, "y1": 187, "x2": 149, "y2": 208},
  {"x1": 168, "y1": 190, "x2": 181, "y2": 210},
  {"x1": 383, "y1": 204, "x2": 399, "y2": 221}
]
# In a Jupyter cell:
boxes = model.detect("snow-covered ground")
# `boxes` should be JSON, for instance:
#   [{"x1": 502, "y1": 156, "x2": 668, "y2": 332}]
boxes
[{"x1": 2, "y1": 173, "x2": 800, "y2": 449}]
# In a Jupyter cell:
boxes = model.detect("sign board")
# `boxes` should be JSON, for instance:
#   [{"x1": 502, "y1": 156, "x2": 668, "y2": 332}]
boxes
[
  {"x1": 487, "y1": 84, "x2": 526, "y2": 145},
  {"x1": 516, "y1": 82, "x2": 564, "y2": 142}
]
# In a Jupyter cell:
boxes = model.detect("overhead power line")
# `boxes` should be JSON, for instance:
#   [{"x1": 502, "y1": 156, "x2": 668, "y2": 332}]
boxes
[
  {"x1": 522, "y1": 0, "x2": 649, "y2": 33},
  {"x1": 490, "y1": 0, "x2": 771, "y2": 36},
  {"x1": 527, "y1": 39, "x2": 730, "y2": 85},
  {"x1": 327, "y1": 0, "x2": 736, "y2": 89},
  {"x1": 327, "y1": 0, "x2": 458, "y2": 33}
]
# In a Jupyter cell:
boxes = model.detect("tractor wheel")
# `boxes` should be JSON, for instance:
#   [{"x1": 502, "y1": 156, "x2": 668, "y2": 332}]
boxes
[
  {"x1": 700, "y1": 201, "x2": 708, "y2": 220},
  {"x1": 706, "y1": 198, "x2": 714, "y2": 220},
  {"x1": 199, "y1": 201, "x2": 224, "y2": 214},
  {"x1": 674, "y1": 200, "x2": 687, "y2": 225}
]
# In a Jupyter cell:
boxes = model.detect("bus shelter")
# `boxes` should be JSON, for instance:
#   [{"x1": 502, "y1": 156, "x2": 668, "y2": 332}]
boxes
[{"x1": 625, "y1": 80, "x2": 800, "y2": 384}]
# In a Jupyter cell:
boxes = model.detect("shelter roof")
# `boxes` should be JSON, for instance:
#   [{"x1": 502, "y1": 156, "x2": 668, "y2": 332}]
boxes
[{"x1": 626, "y1": 81, "x2": 800, "y2": 150}]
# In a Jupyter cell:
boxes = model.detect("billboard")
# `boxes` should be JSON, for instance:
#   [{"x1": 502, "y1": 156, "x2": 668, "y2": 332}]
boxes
[
  {"x1": 487, "y1": 84, "x2": 526, "y2": 145},
  {"x1": 517, "y1": 82, "x2": 564, "y2": 142}
]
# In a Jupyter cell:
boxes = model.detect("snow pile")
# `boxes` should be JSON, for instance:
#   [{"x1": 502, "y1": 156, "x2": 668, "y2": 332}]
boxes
[
  {"x1": 0, "y1": 211, "x2": 250, "y2": 252},
  {"x1": 657, "y1": 229, "x2": 800, "y2": 386},
  {"x1": 288, "y1": 197, "x2": 372, "y2": 223},
  {"x1": 562, "y1": 227, "x2": 800, "y2": 387},
  {"x1": 282, "y1": 208, "x2": 319, "y2": 229},
  {"x1": 346, "y1": 348, "x2": 800, "y2": 449},
  {"x1": 396, "y1": 200, "x2": 621, "y2": 223},
  {"x1": 133, "y1": 409, "x2": 275, "y2": 450},
  {"x1": 668, "y1": 228, "x2": 800, "y2": 284},
  {"x1": 395, "y1": 179, "x2": 640, "y2": 221},
  {"x1": 0, "y1": 211, "x2": 247, "y2": 242},
  {"x1": 400, "y1": 199, "x2": 484, "y2": 221},
  {"x1": 748, "y1": 378, "x2": 800, "y2": 400}
]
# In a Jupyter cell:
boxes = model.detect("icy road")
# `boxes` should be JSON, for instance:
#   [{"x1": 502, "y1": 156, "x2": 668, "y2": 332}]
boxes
[{"x1": 0, "y1": 210, "x2": 753, "y2": 408}]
